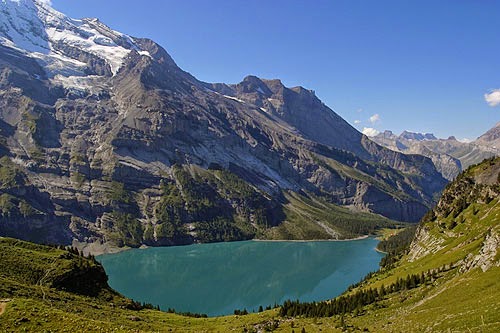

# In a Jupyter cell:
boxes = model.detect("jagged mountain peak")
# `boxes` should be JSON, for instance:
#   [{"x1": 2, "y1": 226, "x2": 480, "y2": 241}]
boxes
[
  {"x1": 289, "y1": 85, "x2": 315, "y2": 96},
  {"x1": 210, "y1": 75, "x2": 317, "y2": 103},
  {"x1": 400, "y1": 130, "x2": 437, "y2": 141},
  {"x1": 235, "y1": 75, "x2": 274, "y2": 96},
  {"x1": 241, "y1": 74, "x2": 264, "y2": 84},
  {"x1": 372, "y1": 124, "x2": 500, "y2": 180},
  {"x1": 381, "y1": 130, "x2": 396, "y2": 138}
]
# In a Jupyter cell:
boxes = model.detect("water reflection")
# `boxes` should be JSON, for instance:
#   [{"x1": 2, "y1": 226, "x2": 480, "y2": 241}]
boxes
[{"x1": 98, "y1": 239, "x2": 383, "y2": 316}]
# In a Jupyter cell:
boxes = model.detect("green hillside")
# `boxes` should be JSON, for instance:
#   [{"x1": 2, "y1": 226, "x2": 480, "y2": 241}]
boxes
[{"x1": 0, "y1": 237, "x2": 286, "y2": 332}]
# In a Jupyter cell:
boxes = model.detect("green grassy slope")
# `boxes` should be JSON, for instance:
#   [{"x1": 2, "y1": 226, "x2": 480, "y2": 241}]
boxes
[{"x1": 343, "y1": 196, "x2": 500, "y2": 332}]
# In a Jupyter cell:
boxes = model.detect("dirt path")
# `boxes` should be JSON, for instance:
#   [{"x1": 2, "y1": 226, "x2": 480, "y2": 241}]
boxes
[{"x1": 0, "y1": 299, "x2": 11, "y2": 315}]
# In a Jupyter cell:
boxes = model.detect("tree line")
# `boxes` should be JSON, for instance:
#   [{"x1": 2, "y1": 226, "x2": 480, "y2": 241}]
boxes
[
  {"x1": 377, "y1": 225, "x2": 418, "y2": 269},
  {"x1": 279, "y1": 266, "x2": 449, "y2": 318}
]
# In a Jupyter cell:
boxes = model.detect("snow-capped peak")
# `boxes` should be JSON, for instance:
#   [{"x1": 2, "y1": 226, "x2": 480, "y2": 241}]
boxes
[
  {"x1": 0, "y1": 0, "x2": 147, "y2": 77},
  {"x1": 0, "y1": 0, "x2": 50, "y2": 53}
]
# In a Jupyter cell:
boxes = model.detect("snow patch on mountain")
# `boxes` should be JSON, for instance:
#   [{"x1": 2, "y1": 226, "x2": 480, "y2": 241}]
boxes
[
  {"x1": 30, "y1": 51, "x2": 87, "y2": 76},
  {"x1": 0, "y1": 0, "x2": 49, "y2": 53},
  {"x1": 0, "y1": 0, "x2": 149, "y2": 77},
  {"x1": 50, "y1": 74, "x2": 107, "y2": 94},
  {"x1": 45, "y1": 26, "x2": 131, "y2": 74}
]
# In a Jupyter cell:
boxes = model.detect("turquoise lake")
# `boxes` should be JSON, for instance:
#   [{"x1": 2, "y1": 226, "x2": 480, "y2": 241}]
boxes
[{"x1": 98, "y1": 238, "x2": 383, "y2": 317}]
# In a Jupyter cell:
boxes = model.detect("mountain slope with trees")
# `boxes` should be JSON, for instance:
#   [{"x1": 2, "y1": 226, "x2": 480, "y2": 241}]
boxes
[
  {"x1": 0, "y1": 0, "x2": 446, "y2": 252},
  {"x1": 280, "y1": 156, "x2": 500, "y2": 331}
]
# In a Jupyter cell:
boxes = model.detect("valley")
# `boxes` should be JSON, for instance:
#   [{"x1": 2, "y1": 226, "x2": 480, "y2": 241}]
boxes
[
  {"x1": 0, "y1": 1, "x2": 499, "y2": 332},
  {"x1": 0, "y1": 157, "x2": 499, "y2": 332}
]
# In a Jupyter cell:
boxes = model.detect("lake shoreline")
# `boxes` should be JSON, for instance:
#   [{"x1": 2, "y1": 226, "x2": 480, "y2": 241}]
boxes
[
  {"x1": 252, "y1": 235, "x2": 370, "y2": 243},
  {"x1": 374, "y1": 247, "x2": 388, "y2": 254},
  {"x1": 98, "y1": 236, "x2": 383, "y2": 317},
  {"x1": 93, "y1": 235, "x2": 374, "y2": 257}
]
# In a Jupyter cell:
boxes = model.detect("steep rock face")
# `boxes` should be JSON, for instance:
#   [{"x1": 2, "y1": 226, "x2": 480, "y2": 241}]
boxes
[
  {"x1": 404, "y1": 144, "x2": 462, "y2": 181},
  {"x1": 213, "y1": 76, "x2": 369, "y2": 159},
  {"x1": 208, "y1": 77, "x2": 446, "y2": 199},
  {"x1": 0, "y1": 0, "x2": 447, "y2": 249}
]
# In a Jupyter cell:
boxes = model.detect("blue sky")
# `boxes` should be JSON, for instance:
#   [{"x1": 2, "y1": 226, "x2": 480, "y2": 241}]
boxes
[{"x1": 51, "y1": 0, "x2": 500, "y2": 140}]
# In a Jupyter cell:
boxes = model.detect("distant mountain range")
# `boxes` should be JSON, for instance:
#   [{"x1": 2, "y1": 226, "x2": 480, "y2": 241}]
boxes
[
  {"x1": 371, "y1": 125, "x2": 500, "y2": 180},
  {"x1": 0, "y1": 0, "x2": 447, "y2": 250}
]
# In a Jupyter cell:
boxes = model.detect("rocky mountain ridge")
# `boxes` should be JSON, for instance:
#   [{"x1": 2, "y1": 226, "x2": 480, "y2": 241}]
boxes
[
  {"x1": 372, "y1": 128, "x2": 499, "y2": 180},
  {"x1": 0, "y1": 0, "x2": 446, "y2": 251},
  {"x1": 476, "y1": 122, "x2": 500, "y2": 149}
]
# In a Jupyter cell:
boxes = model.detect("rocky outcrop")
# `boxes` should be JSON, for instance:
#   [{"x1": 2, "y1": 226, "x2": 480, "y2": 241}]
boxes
[
  {"x1": 399, "y1": 131, "x2": 437, "y2": 141},
  {"x1": 460, "y1": 229, "x2": 500, "y2": 272},
  {"x1": 408, "y1": 226, "x2": 444, "y2": 262}
]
